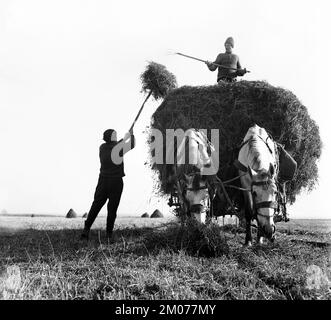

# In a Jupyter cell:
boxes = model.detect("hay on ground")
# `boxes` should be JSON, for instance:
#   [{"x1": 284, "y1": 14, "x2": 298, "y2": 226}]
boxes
[{"x1": 144, "y1": 219, "x2": 229, "y2": 257}]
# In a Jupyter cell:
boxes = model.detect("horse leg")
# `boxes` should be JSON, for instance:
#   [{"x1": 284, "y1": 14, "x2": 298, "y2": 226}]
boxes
[
  {"x1": 245, "y1": 218, "x2": 252, "y2": 246},
  {"x1": 257, "y1": 228, "x2": 264, "y2": 245},
  {"x1": 243, "y1": 193, "x2": 253, "y2": 246}
]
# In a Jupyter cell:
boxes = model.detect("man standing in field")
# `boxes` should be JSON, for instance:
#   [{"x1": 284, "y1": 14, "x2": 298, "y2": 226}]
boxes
[
  {"x1": 81, "y1": 129, "x2": 135, "y2": 241},
  {"x1": 206, "y1": 37, "x2": 247, "y2": 83}
]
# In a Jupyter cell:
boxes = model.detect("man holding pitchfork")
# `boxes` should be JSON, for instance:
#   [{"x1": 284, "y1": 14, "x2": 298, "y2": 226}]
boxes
[
  {"x1": 206, "y1": 37, "x2": 247, "y2": 83},
  {"x1": 81, "y1": 129, "x2": 135, "y2": 241}
]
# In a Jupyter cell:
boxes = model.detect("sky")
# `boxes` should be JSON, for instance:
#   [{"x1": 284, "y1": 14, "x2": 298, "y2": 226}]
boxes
[{"x1": 0, "y1": 0, "x2": 330, "y2": 219}]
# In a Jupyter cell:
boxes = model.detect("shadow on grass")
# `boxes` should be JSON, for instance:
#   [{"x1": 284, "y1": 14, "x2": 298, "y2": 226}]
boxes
[
  {"x1": 1, "y1": 222, "x2": 330, "y2": 300},
  {"x1": 2, "y1": 220, "x2": 328, "y2": 265},
  {"x1": 0, "y1": 226, "x2": 154, "y2": 263},
  {"x1": 0, "y1": 220, "x2": 233, "y2": 262}
]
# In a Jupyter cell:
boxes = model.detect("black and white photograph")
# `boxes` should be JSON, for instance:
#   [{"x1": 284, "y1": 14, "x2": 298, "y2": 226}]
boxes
[{"x1": 0, "y1": 0, "x2": 330, "y2": 305}]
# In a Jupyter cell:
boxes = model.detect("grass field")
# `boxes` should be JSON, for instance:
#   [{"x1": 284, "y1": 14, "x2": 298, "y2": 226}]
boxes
[{"x1": 0, "y1": 215, "x2": 330, "y2": 300}]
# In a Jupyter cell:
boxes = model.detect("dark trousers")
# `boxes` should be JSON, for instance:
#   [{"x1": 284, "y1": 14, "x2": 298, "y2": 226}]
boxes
[{"x1": 85, "y1": 176, "x2": 123, "y2": 234}]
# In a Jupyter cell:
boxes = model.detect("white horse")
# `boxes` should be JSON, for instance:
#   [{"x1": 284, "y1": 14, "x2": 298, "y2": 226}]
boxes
[
  {"x1": 166, "y1": 129, "x2": 217, "y2": 224},
  {"x1": 237, "y1": 124, "x2": 278, "y2": 245}
]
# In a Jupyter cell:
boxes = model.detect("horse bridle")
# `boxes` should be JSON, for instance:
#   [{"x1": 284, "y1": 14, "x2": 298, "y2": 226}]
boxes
[
  {"x1": 181, "y1": 171, "x2": 209, "y2": 192},
  {"x1": 185, "y1": 184, "x2": 209, "y2": 191},
  {"x1": 175, "y1": 172, "x2": 209, "y2": 212},
  {"x1": 251, "y1": 180, "x2": 278, "y2": 219},
  {"x1": 236, "y1": 134, "x2": 279, "y2": 219}
]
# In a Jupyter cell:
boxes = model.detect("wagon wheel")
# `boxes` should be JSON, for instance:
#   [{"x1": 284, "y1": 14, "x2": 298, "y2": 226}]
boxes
[
  {"x1": 274, "y1": 182, "x2": 290, "y2": 223},
  {"x1": 278, "y1": 182, "x2": 290, "y2": 222}
]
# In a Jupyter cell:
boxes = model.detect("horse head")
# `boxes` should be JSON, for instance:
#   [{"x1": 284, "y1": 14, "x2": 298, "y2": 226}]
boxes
[
  {"x1": 166, "y1": 129, "x2": 217, "y2": 224},
  {"x1": 248, "y1": 163, "x2": 277, "y2": 241},
  {"x1": 182, "y1": 173, "x2": 210, "y2": 224}
]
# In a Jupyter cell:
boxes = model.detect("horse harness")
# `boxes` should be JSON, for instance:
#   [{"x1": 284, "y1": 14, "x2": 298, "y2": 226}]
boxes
[
  {"x1": 169, "y1": 133, "x2": 285, "y2": 221},
  {"x1": 169, "y1": 172, "x2": 210, "y2": 216},
  {"x1": 233, "y1": 134, "x2": 279, "y2": 219}
]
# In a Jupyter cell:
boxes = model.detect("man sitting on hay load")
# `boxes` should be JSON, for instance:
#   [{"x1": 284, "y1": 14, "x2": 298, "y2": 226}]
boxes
[{"x1": 206, "y1": 37, "x2": 247, "y2": 83}]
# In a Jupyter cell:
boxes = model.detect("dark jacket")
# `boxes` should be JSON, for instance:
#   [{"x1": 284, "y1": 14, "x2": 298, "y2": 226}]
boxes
[
  {"x1": 208, "y1": 53, "x2": 241, "y2": 81},
  {"x1": 99, "y1": 135, "x2": 135, "y2": 178}
]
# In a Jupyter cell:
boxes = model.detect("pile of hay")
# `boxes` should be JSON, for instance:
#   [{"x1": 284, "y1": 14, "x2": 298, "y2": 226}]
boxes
[
  {"x1": 149, "y1": 81, "x2": 322, "y2": 204},
  {"x1": 151, "y1": 209, "x2": 163, "y2": 218},
  {"x1": 141, "y1": 212, "x2": 150, "y2": 218},
  {"x1": 143, "y1": 219, "x2": 229, "y2": 257},
  {"x1": 177, "y1": 219, "x2": 229, "y2": 257},
  {"x1": 140, "y1": 61, "x2": 177, "y2": 100},
  {"x1": 66, "y1": 208, "x2": 77, "y2": 219}
]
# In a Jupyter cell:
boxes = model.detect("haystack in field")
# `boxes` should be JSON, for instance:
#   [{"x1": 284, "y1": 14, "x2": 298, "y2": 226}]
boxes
[
  {"x1": 149, "y1": 81, "x2": 322, "y2": 204},
  {"x1": 141, "y1": 212, "x2": 150, "y2": 218},
  {"x1": 66, "y1": 208, "x2": 77, "y2": 218},
  {"x1": 151, "y1": 209, "x2": 163, "y2": 218}
]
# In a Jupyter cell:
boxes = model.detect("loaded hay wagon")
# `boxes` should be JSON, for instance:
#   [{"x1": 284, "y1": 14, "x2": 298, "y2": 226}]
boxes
[{"x1": 148, "y1": 80, "x2": 322, "y2": 226}]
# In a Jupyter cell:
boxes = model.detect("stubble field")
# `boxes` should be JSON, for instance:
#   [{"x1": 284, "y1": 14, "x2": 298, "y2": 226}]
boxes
[{"x1": 0, "y1": 215, "x2": 330, "y2": 300}]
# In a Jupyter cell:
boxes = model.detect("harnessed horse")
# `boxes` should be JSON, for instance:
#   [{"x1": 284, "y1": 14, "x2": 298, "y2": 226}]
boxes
[
  {"x1": 235, "y1": 124, "x2": 279, "y2": 245},
  {"x1": 166, "y1": 129, "x2": 217, "y2": 223}
]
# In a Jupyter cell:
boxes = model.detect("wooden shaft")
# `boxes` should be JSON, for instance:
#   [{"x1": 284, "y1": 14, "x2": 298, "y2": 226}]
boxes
[
  {"x1": 129, "y1": 90, "x2": 152, "y2": 132},
  {"x1": 176, "y1": 52, "x2": 250, "y2": 72},
  {"x1": 216, "y1": 176, "x2": 238, "y2": 215}
]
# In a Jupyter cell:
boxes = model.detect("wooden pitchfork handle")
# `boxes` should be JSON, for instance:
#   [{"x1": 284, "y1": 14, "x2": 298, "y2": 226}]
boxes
[
  {"x1": 129, "y1": 90, "x2": 152, "y2": 132},
  {"x1": 175, "y1": 52, "x2": 251, "y2": 73}
]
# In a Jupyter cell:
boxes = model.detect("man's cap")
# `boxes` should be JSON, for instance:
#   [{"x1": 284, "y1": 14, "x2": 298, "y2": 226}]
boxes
[
  {"x1": 224, "y1": 37, "x2": 234, "y2": 48},
  {"x1": 103, "y1": 129, "x2": 116, "y2": 142}
]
